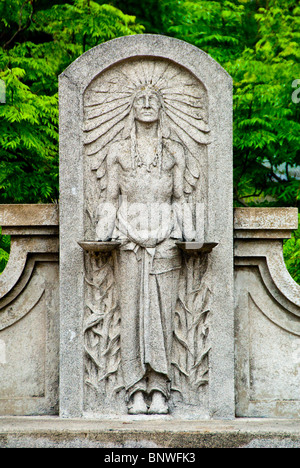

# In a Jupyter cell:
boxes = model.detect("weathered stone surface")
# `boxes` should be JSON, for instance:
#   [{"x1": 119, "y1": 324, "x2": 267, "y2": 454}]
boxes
[
  {"x1": 0, "y1": 37, "x2": 299, "y2": 427},
  {"x1": 234, "y1": 208, "x2": 300, "y2": 418},
  {"x1": 234, "y1": 207, "x2": 298, "y2": 239},
  {"x1": 1, "y1": 417, "x2": 300, "y2": 448},
  {"x1": 0, "y1": 203, "x2": 299, "y2": 421},
  {"x1": 0, "y1": 205, "x2": 59, "y2": 416},
  {"x1": 0, "y1": 204, "x2": 59, "y2": 227},
  {"x1": 59, "y1": 35, "x2": 234, "y2": 419},
  {"x1": 234, "y1": 207, "x2": 298, "y2": 231}
]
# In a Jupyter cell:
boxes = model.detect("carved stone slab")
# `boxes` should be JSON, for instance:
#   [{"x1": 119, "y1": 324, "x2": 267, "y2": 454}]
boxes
[{"x1": 59, "y1": 35, "x2": 233, "y2": 419}]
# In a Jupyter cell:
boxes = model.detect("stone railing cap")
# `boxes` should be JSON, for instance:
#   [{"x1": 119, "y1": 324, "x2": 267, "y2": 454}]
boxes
[
  {"x1": 0, "y1": 204, "x2": 59, "y2": 227},
  {"x1": 234, "y1": 207, "x2": 298, "y2": 230}
]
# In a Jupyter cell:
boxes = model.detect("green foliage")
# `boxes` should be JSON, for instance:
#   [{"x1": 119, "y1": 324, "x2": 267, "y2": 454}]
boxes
[
  {"x1": 0, "y1": 228, "x2": 10, "y2": 274},
  {"x1": 116, "y1": 0, "x2": 300, "y2": 208},
  {"x1": 0, "y1": 0, "x2": 143, "y2": 203},
  {"x1": 283, "y1": 215, "x2": 300, "y2": 284},
  {"x1": 1, "y1": 0, "x2": 298, "y2": 206},
  {"x1": 230, "y1": 0, "x2": 300, "y2": 208},
  {"x1": 113, "y1": 0, "x2": 165, "y2": 33},
  {"x1": 0, "y1": 66, "x2": 59, "y2": 202},
  {"x1": 0, "y1": 0, "x2": 299, "y2": 282}
]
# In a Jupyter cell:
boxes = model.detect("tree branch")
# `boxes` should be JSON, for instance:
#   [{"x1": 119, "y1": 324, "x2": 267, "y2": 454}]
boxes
[
  {"x1": 269, "y1": 169, "x2": 285, "y2": 182},
  {"x1": 3, "y1": 0, "x2": 35, "y2": 50}
]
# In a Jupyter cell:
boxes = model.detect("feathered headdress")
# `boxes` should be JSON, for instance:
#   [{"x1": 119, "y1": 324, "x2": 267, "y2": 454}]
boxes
[{"x1": 84, "y1": 58, "x2": 210, "y2": 195}]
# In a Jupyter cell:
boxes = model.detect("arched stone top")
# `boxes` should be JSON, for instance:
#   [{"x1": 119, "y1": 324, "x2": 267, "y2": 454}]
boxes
[{"x1": 59, "y1": 34, "x2": 232, "y2": 93}]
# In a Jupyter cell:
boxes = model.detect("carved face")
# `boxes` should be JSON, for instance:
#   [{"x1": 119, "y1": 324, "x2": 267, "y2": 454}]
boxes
[{"x1": 133, "y1": 89, "x2": 162, "y2": 123}]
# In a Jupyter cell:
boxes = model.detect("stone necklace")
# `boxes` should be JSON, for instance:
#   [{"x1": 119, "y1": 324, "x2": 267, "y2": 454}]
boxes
[
  {"x1": 135, "y1": 146, "x2": 159, "y2": 172},
  {"x1": 131, "y1": 127, "x2": 163, "y2": 175}
]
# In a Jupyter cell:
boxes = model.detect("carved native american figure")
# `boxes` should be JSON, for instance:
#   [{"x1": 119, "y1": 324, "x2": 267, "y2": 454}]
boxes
[{"x1": 83, "y1": 59, "x2": 211, "y2": 415}]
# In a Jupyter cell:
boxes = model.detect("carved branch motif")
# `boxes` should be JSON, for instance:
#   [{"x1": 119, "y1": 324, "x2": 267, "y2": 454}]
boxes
[
  {"x1": 83, "y1": 251, "x2": 212, "y2": 409},
  {"x1": 83, "y1": 252, "x2": 123, "y2": 400},
  {"x1": 172, "y1": 254, "x2": 211, "y2": 402}
]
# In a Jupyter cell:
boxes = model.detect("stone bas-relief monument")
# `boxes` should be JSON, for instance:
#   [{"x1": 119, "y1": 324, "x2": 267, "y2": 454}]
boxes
[
  {"x1": 59, "y1": 35, "x2": 234, "y2": 419},
  {"x1": 1, "y1": 35, "x2": 299, "y2": 427},
  {"x1": 82, "y1": 58, "x2": 213, "y2": 416}
]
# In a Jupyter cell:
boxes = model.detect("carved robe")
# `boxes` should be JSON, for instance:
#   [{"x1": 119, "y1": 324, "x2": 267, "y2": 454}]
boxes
[{"x1": 110, "y1": 154, "x2": 192, "y2": 398}]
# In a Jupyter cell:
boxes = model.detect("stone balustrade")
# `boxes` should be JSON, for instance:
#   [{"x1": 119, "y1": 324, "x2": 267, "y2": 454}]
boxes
[{"x1": 0, "y1": 204, "x2": 299, "y2": 418}]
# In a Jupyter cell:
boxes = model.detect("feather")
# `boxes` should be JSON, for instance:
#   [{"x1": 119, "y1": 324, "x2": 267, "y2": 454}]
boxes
[
  {"x1": 165, "y1": 106, "x2": 210, "y2": 134},
  {"x1": 168, "y1": 114, "x2": 211, "y2": 146},
  {"x1": 187, "y1": 156, "x2": 200, "y2": 179},
  {"x1": 85, "y1": 100, "x2": 130, "y2": 121},
  {"x1": 85, "y1": 121, "x2": 125, "y2": 155},
  {"x1": 84, "y1": 107, "x2": 129, "y2": 144},
  {"x1": 89, "y1": 150, "x2": 108, "y2": 171},
  {"x1": 164, "y1": 100, "x2": 205, "y2": 121},
  {"x1": 184, "y1": 169, "x2": 197, "y2": 187},
  {"x1": 84, "y1": 103, "x2": 130, "y2": 131}
]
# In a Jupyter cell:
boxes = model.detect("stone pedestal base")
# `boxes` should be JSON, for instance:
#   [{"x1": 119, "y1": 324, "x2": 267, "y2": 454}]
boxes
[{"x1": 1, "y1": 417, "x2": 300, "y2": 448}]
